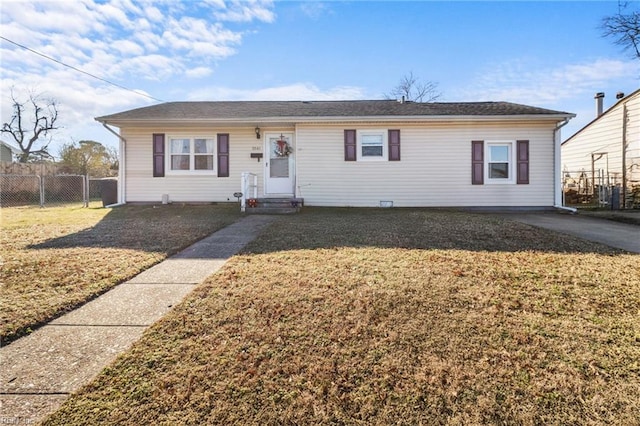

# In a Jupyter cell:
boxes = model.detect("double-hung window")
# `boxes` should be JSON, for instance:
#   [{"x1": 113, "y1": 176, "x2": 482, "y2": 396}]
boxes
[
  {"x1": 357, "y1": 130, "x2": 387, "y2": 161},
  {"x1": 485, "y1": 141, "x2": 517, "y2": 184},
  {"x1": 487, "y1": 143, "x2": 511, "y2": 180},
  {"x1": 169, "y1": 137, "x2": 215, "y2": 173}
]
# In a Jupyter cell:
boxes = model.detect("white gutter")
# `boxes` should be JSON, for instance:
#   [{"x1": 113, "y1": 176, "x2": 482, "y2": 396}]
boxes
[
  {"x1": 102, "y1": 114, "x2": 575, "y2": 128},
  {"x1": 101, "y1": 123, "x2": 127, "y2": 206},
  {"x1": 553, "y1": 118, "x2": 577, "y2": 213}
]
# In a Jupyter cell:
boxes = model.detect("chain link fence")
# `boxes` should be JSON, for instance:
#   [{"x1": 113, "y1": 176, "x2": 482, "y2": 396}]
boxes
[
  {"x1": 0, "y1": 174, "x2": 117, "y2": 208},
  {"x1": 0, "y1": 175, "x2": 41, "y2": 206},
  {"x1": 562, "y1": 169, "x2": 640, "y2": 209}
]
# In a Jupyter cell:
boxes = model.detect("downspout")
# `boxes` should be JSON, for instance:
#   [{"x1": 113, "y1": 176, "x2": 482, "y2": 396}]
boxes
[
  {"x1": 554, "y1": 118, "x2": 577, "y2": 213},
  {"x1": 294, "y1": 125, "x2": 299, "y2": 199},
  {"x1": 621, "y1": 102, "x2": 628, "y2": 209},
  {"x1": 101, "y1": 123, "x2": 127, "y2": 206}
]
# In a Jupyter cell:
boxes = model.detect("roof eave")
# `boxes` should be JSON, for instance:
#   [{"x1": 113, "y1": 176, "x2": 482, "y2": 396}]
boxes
[{"x1": 96, "y1": 113, "x2": 575, "y2": 128}]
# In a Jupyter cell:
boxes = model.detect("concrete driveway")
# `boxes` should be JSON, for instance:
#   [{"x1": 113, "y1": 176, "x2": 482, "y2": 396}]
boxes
[{"x1": 505, "y1": 213, "x2": 640, "y2": 253}]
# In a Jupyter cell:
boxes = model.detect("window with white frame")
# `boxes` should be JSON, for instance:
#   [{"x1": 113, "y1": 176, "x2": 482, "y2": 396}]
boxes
[
  {"x1": 486, "y1": 141, "x2": 515, "y2": 183},
  {"x1": 357, "y1": 130, "x2": 387, "y2": 161},
  {"x1": 168, "y1": 137, "x2": 215, "y2": 173}
]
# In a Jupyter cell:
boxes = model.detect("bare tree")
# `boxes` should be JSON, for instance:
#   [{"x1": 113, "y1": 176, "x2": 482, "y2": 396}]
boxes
[
  {"x1": 386, "y1": 72, "x2": 442, "y2": 103},
  {"x1": 1, "y1": 89, "x2": 59, "y2": 162},
  {"x1": 602, "y1": 1, "x2": 640, "y2": 60}
]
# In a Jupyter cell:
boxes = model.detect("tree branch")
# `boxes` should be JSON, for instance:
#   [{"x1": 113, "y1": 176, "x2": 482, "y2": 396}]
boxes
[
  {"x1": 1, "y1": 89, "x2": 59, "y2": 162},
  {"x1": 601, "y1": 2, "x2": 640, "y2": 60},
  {"x1": 386, "y1": 71, "x2": 441, "y2": 102}
]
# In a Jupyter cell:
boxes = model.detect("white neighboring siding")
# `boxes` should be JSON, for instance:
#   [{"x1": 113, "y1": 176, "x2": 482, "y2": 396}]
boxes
[
  {"x1": 123, "y1": 127, "x2": 270, "y2": 203},
  {"x1": 562, "y1": 105, "x2": 624, "y2": 181},
  {"x1": 625, "y1": 94, "x2": 640, "y2": 186},
  {"x1": 562, "y1": 91, "x2": 640, "y2": 186},
  {"x1": 296, "y1": 121, "x2": 556, "y2": 207}
]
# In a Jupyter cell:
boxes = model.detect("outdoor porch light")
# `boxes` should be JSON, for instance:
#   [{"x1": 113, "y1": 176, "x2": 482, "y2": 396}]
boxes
[{"x1": 255, "y1": 126, "x2": 261, "y2": 139}]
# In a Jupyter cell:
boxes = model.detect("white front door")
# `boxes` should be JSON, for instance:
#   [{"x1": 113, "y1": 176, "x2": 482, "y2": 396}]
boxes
[{"x1": 264, "y1": 132, "x2": 295, "y2": 195}]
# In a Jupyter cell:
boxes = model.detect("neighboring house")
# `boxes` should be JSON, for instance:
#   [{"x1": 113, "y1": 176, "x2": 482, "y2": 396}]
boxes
[
  {"x1": 562, "y1": 89, "x2": 640, "y2": 207},
  {"x1": 0, "y1": 139, "x2": 20, "y2": 162},
  {"x1": 96, "y1": 100, "x2": 574, "y2": 208}
]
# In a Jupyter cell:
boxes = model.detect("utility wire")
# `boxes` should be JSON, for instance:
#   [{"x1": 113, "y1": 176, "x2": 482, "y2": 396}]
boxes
[{"x1": 0, "y1": 35, "x2": 165, "y2": 103}]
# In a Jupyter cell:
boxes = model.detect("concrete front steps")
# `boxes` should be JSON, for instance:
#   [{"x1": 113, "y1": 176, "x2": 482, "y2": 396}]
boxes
[{"x1": 244, "y1": 197, "x2": 303, "y2": 215}]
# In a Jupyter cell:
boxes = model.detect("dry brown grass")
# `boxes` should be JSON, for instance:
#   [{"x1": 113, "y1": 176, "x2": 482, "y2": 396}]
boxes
[
  {"x1": 0, "y1": 203, "x2": 240, "y2": 344},
  {"x1": 43, "y1": 209, "x2": 640, "y2": 425}
]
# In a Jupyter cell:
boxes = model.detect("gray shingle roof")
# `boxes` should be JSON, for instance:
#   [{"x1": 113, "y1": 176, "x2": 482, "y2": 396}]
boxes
[{"x1": 96, "y1": 100, "x2": 573, "y2": 123}]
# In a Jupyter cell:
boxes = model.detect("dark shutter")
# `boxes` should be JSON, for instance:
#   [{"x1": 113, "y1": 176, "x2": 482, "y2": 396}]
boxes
[
  {"x1": 517, "y1": 140, "x2": 529, "y2": 184},
  {"x1": 471, "y1": 140, "x2": 484, "y2": 185},
  {"x1": 152, "y1": 133, "x2": 165, "y2": 177},
  {"x1": 217, "y1": 133, "x2": 229, "y2": 177},
  {"x1": 344, "y1": 129, "x2": 356, "y2": 161},
  {"x1": 388, "y1": 129, "x2": 401, "y2": 161}
]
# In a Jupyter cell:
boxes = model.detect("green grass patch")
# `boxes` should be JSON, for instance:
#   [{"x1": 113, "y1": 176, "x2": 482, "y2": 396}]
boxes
[
  {"x1": 43, "y1": 208, "x2": 640, "y2": 425},
  {"x1": 0, "y1": 203, "x2": 241, "y2": 344}
]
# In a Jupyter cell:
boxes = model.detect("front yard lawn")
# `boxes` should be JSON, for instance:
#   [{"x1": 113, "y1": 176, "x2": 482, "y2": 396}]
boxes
[
  {"x1": 43, "y1": 208, "x2": 640, "y2": 425},
  {"x1": 0, "y1": 203, "x2": 240, "y2": 344}
]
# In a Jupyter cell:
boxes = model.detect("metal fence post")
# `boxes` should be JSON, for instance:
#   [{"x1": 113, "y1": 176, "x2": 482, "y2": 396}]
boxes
[
  {"x1": 83, "y1": 175, "x2": 89, "y2": 207},
  {"x1": 38, "y1": 175, "x2": 44, "y2": 207}
]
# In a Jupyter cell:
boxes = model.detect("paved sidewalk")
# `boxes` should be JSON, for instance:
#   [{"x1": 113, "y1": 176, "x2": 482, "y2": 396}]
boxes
[
  {"x1": 506, "y1": 212, "x2": 640, "y2": 253},
  {"x1": 0, "y1": 215, "x2": 276, "y2": 425}
]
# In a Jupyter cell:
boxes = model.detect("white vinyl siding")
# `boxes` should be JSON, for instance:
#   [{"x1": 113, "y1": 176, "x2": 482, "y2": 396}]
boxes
[
  {"x1": 296, "y1": 122, "x2": 556, "y2": 207},
  {"x1": 121, "y1": 121, "x2": 558, "y2": 207},
  {"x1": 562, "y1": 91, "x2": 640, "y2": 189},
  {"x1": 122, "y1": 127, "x2": 284, "y2": 203},
  {"x1": 562, "y1": 106, "x2": 625, "y2": 184},
  {"x1": 622, "y1": 95, "x2": 640, "y2": 189}
]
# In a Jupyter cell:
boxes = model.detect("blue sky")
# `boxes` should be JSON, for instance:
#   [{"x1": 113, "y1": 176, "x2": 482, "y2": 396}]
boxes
[{"x1": 1, "y1": 0, "x2": 638, "y2": 156}]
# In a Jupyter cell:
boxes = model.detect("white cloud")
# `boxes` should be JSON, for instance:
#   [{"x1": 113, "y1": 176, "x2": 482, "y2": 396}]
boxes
[
  {"x1": 131, "y1": 29, "x2": 164, "y2": 54},
  {"x1": 455, "y1": 58, "x2": 639, "y2": 106},
  {"x1": 95, "y1": 2, "x2": 132, "y2": 29},
  {"x1": 207, "y1": 0, "x2": 276, "y2": 23},
  {"x1": 111, "y1": 39, "x2": 145, "y2": 57},
  {"x1": 185, "y1": 67, "x2": 214, "y2": 79},
  {"x1": 143, "y1": 5, "x2": 164, "y2": 23},
  {"x1": 300, "y1": 2, "x2": 332, "y2": 19},
  {"x1": 0, "y1": 0, "x2": 254, "y2": 82},
  {"x1": 162, "y1": 17, "x2": 241, "y2": 58},
  {"x1": 0, "y1": 1, "x2": 97, "y2": 35},
  {"x1": 112, "y1": 54, "x2": 184, "y2": 82},
  {"x1": 204, "y1": 0, "x2": 227, "y2": 8}
]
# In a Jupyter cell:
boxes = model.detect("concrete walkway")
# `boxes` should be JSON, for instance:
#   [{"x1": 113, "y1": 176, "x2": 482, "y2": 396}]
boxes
[
  {"x1": 0, "y1": 215, "x2": 277, "y2": 425},
  {"x1": 506, "y1": 213, "x2": 640, "y2": 253}
]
